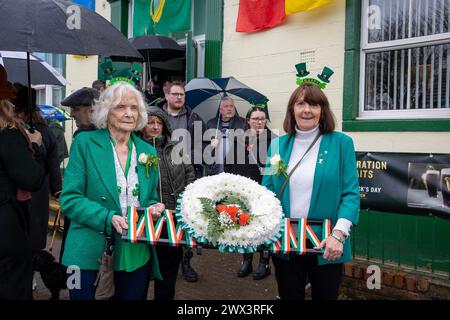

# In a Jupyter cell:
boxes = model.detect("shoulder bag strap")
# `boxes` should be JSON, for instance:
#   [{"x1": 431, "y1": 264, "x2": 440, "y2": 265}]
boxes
[{"x1": 277, "y1": 133, "x2": 321, "y2": 199}]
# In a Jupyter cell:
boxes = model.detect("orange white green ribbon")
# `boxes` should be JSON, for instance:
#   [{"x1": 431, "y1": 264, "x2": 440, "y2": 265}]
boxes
[
  {"x1": 163, "y1": 209, "x2": 178, "y2": 246},
  {"x1": 282, "y1": 218, "x2": 298, "y2": 253}
]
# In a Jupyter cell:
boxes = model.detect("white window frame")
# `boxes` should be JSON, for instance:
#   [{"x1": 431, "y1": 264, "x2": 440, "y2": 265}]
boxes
[
  {"x1": 193, "y1": 34, "x2": 206, "y2": 78},
  {"x1": 359, "y1": 0, "x2": 450, "y2": 120},
  {"x1": 128, "y1": 0, "x2": 134, "y2": 39}
]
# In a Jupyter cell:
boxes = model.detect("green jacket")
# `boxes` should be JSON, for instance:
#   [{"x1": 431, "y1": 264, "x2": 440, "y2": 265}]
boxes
[
  {"x1": 60, "y1": 129, "x2": 161, "y2": 278},
  {"x1": 262, "y1": 131, "x2": 360, "y2": 265}
]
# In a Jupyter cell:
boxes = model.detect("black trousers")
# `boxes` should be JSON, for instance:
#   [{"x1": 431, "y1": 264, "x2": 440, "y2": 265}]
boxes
[
  {"x1": 272, "y1": 254, "x2": 342, "y2": 300},
  {"x1": 154, "y1": 233, "x2": 184, "y2": 300}
]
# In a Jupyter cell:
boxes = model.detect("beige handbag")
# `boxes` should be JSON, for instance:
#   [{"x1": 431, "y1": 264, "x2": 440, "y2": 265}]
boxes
[{"x1": 94, "y1": 235, "x2": 115, "y2": 300}]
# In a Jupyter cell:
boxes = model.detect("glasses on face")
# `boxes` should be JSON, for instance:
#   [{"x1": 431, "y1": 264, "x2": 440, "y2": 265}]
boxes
[
  {"x1": 169, "y1": 92, "x2": 185, "y2": 98},
  {"x1": 250, "y1": 117, "x2": 266, "y2": 123}
]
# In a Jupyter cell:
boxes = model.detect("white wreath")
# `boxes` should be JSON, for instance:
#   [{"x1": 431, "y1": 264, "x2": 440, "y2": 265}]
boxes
[{"x1": 177, "y1": 173, "x2": 284, "y2": 251}]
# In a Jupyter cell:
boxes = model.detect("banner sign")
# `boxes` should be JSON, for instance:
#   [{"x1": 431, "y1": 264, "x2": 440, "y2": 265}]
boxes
[{"x1": 356, "y1": 152, "x2": 450, "y2": 219}]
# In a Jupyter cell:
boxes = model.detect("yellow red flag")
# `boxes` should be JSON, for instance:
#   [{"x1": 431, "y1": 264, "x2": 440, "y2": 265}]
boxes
[{"x1": 285, "y1": 0, "x2": 332, "y2": 15}]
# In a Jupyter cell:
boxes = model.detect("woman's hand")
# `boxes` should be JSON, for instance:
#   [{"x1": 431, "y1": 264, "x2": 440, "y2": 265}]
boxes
[
  {"x1": 314, "y1": 230, "x2": 345, "y2": 261},
  {"x1": 112, "y1": 215, "x2": 128, "y2": 234},
  {"x1": 149, "y1": 203, "x2": 165, "y2": 220},
  {"x1": 26, "y1": 129, "x2": 42, "y2": 146}
]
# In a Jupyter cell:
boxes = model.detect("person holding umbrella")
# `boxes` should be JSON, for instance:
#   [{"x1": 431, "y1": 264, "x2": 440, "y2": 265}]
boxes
[
  {"x1": 12, "y1": 84, "x2": 62, "y2": 258},
  {"x1": 207, "y1": 96, "x2": 246, "y2": 175},
  {"x1": 0, "y1": 65, "x2": 46, "y2": 299}
]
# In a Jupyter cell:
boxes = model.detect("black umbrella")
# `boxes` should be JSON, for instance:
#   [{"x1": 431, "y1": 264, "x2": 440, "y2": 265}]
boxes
[
  {"x1": 0, "y1": 0, "x2": 143, "y2": 128},
  {"x1": 111, "y1": 35, "x2": 185, "y2": 62}
]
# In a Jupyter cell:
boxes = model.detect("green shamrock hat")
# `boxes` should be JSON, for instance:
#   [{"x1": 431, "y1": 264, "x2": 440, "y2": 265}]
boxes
[
  {"x1": 317, "y1": 66, "x2": 334, "y2": 83},
  {"x1": 295, "y1": 62, "x2": 310, "y2": 78},
  {"x1": 128, "y1": 62, "x2": 143, "y2": 80},
  {"x1": 100, "y1": 58, "x2": 114, "y2": 75}
]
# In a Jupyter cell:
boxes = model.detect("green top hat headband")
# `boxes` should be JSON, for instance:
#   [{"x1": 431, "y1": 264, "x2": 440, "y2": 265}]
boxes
[
  {"x1": 295, "y1": 63, "x2": 334, "y2": 89},
  {"x1": 128, "y1": 62, "x2": 143, "y2": 80},
  {"x1": 108, "y1": 77, "x2": 136, "y2": 87}
]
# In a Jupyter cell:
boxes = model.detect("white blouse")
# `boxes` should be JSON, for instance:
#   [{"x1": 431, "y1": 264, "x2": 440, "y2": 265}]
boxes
[
  {"x1": 288, "y1": 126, "x2": 352, "y2": 236},
  {"x1": 111, "y1": 141, "x2": 141, "y2": 216}
]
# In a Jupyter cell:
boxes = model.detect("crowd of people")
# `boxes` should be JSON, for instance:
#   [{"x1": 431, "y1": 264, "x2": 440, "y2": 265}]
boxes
[{"x1": 0, "y1": 63, "x2": 359, "y2": 300}]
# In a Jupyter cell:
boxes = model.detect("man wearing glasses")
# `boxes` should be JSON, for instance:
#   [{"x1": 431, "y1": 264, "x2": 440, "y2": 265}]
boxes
[{"x1": 162, "y1": 81, "x2": 206, "y2": 283}]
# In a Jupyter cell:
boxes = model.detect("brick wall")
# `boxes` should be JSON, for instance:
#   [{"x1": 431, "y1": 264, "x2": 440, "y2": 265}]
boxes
[{"x1": 340, "y1": 260, "x2": 450, "y2": 300}]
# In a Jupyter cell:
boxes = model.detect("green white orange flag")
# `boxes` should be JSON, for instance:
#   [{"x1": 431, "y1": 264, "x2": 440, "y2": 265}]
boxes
[
  {"x1": 236, "y1": 0, "x2": 332, "y2": 33},
  {"x1": 133, "y1": 0, "x2": 191, "y2": 36}
]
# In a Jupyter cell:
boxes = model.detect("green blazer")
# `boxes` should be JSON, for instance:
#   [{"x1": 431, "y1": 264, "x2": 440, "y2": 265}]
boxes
[
  {"x1": 262, "y1": 131, "x2": 360, "y2": 265},
  {"x1": 60, "y1": 129, "x2": 161, "y2": 278}
]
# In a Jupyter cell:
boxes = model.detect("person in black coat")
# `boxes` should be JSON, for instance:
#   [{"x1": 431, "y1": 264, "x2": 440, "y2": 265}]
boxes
[
  {"x1": 0, "y1": 65, "x2": 46, "y2": 299},
  {"x1": 206, "y1": 96, "x2": 246, "y2": 176},
  {"x1": 12, "y1": 84, "x2": 62, "y2": 254},
  {"x1": 225, "y1": 105, "x2": 276, "y2": 280},
  {"x1": 141, "y1": 106, "x2": 196, "y2": 300},
  {"x1": 59, "y1": 87, "x2": 99, "y2": 262}
]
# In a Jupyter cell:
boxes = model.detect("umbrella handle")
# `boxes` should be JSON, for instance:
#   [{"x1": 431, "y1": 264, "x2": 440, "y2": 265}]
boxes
[{"x1": 27, "y1": 52, "x2": 34, "y2": 131}]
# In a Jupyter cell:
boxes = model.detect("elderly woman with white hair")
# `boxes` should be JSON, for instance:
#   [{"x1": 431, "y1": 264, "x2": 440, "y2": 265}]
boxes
[{"x1": 60, "y1": 83, "x2": 164, "y2": 300}]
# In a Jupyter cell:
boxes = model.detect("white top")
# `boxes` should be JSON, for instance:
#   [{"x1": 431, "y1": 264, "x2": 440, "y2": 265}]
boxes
[
  {"x1": 111, "y1": 141, "x2": 141, "y2": 216},
  {"x1": 288, "y1": 125, "x2": 352, "y2": 236}
]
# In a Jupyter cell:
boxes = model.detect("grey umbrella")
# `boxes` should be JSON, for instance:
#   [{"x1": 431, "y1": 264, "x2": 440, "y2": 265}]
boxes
[{"x1": 0, "y1": 0, "x2": 142, "y2": 128}]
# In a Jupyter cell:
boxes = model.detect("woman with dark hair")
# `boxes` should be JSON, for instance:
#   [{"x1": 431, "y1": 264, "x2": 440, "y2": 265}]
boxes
[
  {"x1": 0, "y1": 65, "x2": 46, "y2": 299},
  {"x1": 225, "y1": 105, "x2": 276, "y2": 280},
  {"x1": 12, "y1": 84, "x2": 62, "y2": 256},
  {"x1": 141, "y1": 106, "x2": 195, "y2": 300},
  {"x1": 262, "y1": 83, "x2": 359, "y2": 300}
]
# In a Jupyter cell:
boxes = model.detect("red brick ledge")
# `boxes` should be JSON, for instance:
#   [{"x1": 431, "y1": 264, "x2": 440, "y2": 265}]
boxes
[{"x1": 340, "y1": 260, "x2": 450, "y2": 300}]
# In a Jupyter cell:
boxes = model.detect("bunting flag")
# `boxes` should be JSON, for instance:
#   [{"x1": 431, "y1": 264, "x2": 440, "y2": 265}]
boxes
[{"x1": 236, "y1": 0, "x2": 332, "y2": 33}]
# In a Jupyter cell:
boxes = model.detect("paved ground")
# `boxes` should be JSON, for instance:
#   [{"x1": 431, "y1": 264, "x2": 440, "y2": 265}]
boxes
[{"x1": 33, "y1": 232, "x2": 280, "y2": 300}]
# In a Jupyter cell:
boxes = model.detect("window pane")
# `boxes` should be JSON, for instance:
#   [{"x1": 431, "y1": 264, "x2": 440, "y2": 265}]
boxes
[
  {"x1": 368, "y1": 0, "x2": 450, "y2": 43},
  {"x1": 36, "y1": 89, "x2": 46, "y2": 106},
  {"x1": 364, "y1": 43, "x2": 450, "y2": 111},
  {"x1": 52, "y1": 87, "x2": 62, "y2": 107}
]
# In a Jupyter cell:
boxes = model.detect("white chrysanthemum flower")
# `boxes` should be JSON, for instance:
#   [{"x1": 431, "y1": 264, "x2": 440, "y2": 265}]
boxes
[{"x1": 179, "y1": 173, "x2": 283, "y2": 249}]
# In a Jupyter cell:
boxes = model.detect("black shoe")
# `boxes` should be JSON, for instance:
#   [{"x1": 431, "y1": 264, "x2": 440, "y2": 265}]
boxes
[
  {"x1": 237, "y1": 258, "x2": 253, "y2": 277},
  {"x1": 181, "y1": 260, "x2": 198, "y2": 282},
  {"x1": 252, "y1": 262, "x2": 271, "y2": 280}
]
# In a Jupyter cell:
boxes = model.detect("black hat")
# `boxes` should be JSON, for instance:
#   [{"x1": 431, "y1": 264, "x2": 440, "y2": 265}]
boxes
[
  {"x1": 12, "y1": 83, "x2": 37, "y2": 113},
  {"x1": 61, "y1": 87, "x2": 100, "y2": 108}
]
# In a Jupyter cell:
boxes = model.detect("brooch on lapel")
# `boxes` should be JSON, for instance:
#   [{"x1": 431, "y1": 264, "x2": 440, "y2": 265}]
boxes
[
  {"x1": 269, "y1": 154, "x2": 288, "y2": 177},
  {"x1": 138, "y1": 153, "x2": 159, "y2": 177},
  {"x1": 317, "y1": 150, "x2": 328, "y2": 165}
]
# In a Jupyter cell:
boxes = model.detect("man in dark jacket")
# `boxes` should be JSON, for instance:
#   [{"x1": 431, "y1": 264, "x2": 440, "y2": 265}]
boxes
[
  {"x1": 206, "y1": 96, "x2": 246, "y2": 175},
  {"x1": 61, "y1": 87, "x2": 99, "y2": 137},
  {"x1": 59, "y1": 87, "x2": 100, "y2": 261},
  {"x1": 162, "y1": 82, "x2": 207, "y2": 282},
  {"x1": 142, "y1": 106, "x2": 195, "y2": 299}
]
